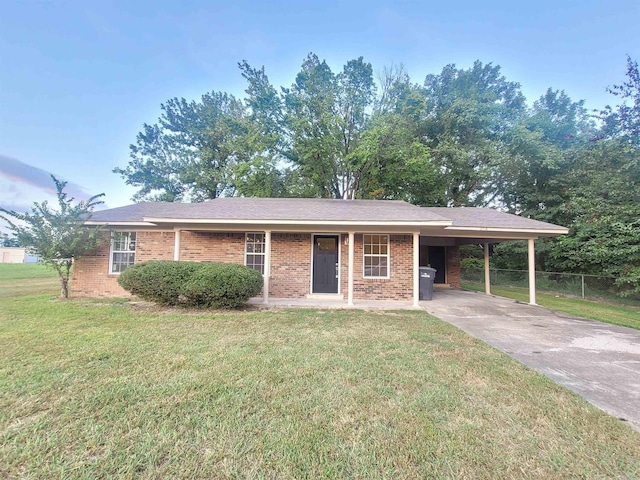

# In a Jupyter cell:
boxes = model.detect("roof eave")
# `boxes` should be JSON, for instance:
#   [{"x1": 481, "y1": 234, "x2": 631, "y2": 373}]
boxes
[
  {"x1": 444, "y1": 226, "x2": 569, "y2": 235},
  {"x1": 141, "y1": 217, "x2": 453, "y2": 227},
  {"x1": 84, "y1": 221, "x2": 158, "y2": 227}
]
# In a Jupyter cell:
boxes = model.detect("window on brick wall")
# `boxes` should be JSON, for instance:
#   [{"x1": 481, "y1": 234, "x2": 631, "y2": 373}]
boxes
[
  {"x1": 245, "y1": 233, "x2": 265, "y2": 274},
  {"x1": 109, "y1": 231, "x2": 136, "y2": 274},
  {"x1": 363, "y1": 234, "x2": 389, "y2": 278}
]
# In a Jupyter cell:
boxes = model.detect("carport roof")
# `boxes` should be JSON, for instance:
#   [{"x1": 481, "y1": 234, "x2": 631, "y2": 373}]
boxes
[{"x1": 423, "y1": 207, "x2": 567, "y2": 232}]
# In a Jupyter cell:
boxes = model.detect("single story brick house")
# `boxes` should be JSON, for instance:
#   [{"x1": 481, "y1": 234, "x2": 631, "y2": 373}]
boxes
[{"x1": 73, "y1": 198, "x2": 568, "y2": 306}]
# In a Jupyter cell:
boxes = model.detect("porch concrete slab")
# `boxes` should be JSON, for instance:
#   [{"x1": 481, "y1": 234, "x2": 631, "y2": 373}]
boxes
[
  {"x1": 248, "y1": 297, "x2": 420, "y2": 310},
  {"x1": 421, "y1": 289, "x2": 640, "y2": 432}
]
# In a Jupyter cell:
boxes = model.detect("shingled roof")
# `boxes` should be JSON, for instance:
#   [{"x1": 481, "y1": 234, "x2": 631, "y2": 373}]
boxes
[
  {"x1": 87, "y1": 198, "x2": 567, "y2": 236},
  {"x1": 423, "y1": 207, "x2": 567, "y2": 232},
  {"x1": 90, "y1": 198, "x2": 451, "y2": 224}
]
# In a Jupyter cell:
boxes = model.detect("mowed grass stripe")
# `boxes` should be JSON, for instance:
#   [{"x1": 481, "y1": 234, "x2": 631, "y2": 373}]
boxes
[
  {"x1": 1, "y1": 292, "x2": 639, "y2": 479},
  {"x1": 0, "y1": 263, "x2": 59, "y2": 298}
]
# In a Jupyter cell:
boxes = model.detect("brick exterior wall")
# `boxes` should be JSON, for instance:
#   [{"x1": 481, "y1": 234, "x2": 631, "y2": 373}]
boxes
[
  {"x1": 351, "y1": 234, "x2": 413, "y2": 301},
  {"x1": 179, "y1": 231, "x2": 244, "y2": 263},
  {"x1": 446, "y1": 245, "x2": 461, "y2": 289},
  {"x1": 71, "y1": 232, "x2": 122, "y2": 297},
  {"x1": 137, "y1": 231, "x2": 175, "y2": 262},
  {"x1": 269, "y1": 233, "x2": 312, "y2": 298},
  {"x1": 71, "y1": 230, "x2": 175, "y2": 298},
  {"x1": 72, "y1": 229, "x2": 424, "y2": 301}
]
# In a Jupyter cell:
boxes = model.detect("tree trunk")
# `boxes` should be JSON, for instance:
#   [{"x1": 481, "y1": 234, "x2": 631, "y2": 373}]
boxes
[{"x1": 60, "y1": 277, "x2": 69, "y2": 298}]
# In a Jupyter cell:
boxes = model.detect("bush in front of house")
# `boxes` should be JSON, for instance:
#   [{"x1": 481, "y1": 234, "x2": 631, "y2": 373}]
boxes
[
  {"x1": 181, "y1": 262, "x2": 263, "y2": 309},
  {"x1": 117, "y1": 260, "x2": 201, "y2": 306},
  {"x1": 117, "y1": 260, "x2": 263, "y2": 309}
]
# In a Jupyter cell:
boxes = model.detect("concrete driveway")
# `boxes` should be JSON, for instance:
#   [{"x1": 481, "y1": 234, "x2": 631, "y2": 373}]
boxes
[{"x1": 422, "y1": 289, "x2": 640, "y2": 432}]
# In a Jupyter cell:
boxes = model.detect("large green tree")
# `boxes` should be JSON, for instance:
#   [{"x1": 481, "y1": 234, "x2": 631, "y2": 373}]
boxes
[
  {"x1": 281, "y1": 54, "x2": 376, "y2": 198},
  {"x1": 422, "y1": 61, "x2": 527, "y2": 206},
  {"x1": 351, "y1": 68, "x2": 446, "y2": 204},
  {"x1": 0, "y1": 177, "x2": 104, "y2": 298},
  {"x1": 602, "y1": 56, "x2": 640, "y2": 146},
  {"x1": 490, "y1": 63, "x2": 640, "y2": 297},
  {"x1": 115, "y1": 92, "x2": 259, "y2": 201}
]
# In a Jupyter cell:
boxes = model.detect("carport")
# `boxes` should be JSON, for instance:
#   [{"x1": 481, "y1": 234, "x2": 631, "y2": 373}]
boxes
[{"x1": 419, "y1": 207, "x2": 568, "y2": 305}]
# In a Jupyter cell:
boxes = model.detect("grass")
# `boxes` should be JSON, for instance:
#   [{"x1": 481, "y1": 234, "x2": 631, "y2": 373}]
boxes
[
  {"x1": 462, "y1": 281, "x2": 640, "y2": 331},
  {"x1": 0, "y1": 263, "x2": 59, "y2": 299},
  {"x1": 1, "y1": 265, "x2": 639, "y2": 478}
]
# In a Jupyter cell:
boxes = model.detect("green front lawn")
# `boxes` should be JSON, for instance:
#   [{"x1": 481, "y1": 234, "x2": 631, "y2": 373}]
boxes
[
  {"x1": 1, "y1": 280, "x2": 639, "y2": 478},
  {"x1": 0, "y1": 263, "x2": 59, "y2": 299},
  {"x1": 462, "y1": 281, "x2": 640, "y2": 331}
]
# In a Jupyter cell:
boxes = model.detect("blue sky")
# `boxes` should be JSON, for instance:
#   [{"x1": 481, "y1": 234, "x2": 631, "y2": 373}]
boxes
[{"x1": 1, "y1": 0, "x2": 638, "y2": 213}]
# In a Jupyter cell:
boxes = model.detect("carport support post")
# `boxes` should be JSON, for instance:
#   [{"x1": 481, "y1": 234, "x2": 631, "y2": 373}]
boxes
[
  {"x1": 263, "y1": 230, "x2": 271, "y2": 304},
  {"x1": 528, "y1": 238, "x2": 536, "y2": 305},
  {"x1": 413, "y1": 232, "x2": 420, "y2": 307},
  {"x1": 173, "y1": 229, "x2": 181, "y2": 261},
  {"x1": 484, "y1": 243, "x2": 491, "y2": 295},
  {"x1": 348, "y1": 232, "x2": 354, "y2": 306}
]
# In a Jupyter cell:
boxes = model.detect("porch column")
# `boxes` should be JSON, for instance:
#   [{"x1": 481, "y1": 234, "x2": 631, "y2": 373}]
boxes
[
  {"x1": 348, "y1": 231, "x2": 355, "y2": 306},
  {"x1": 173, "y1": 229, "x2": 181, "y2": 261},
  {"x1": 413, "y1": 232, "x2": 420, "y2": 307},
  {"x1": 528, "y1": 238, "x2": 536, "y2": 305},
  {"x1": 484, "y1": 242, "x2": 491, "y2": 295},
  {"x1": 263, "y1": 230, "x2": 271, "y2": 304}
]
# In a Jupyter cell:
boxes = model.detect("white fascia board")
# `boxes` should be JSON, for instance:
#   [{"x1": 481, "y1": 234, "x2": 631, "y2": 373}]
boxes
[
  {"x1": 84, "y1": 221, "x2": 158, "y2": 227},
  {"x1": 142, "y1": 217, "x2": 453, "y2": 227},
  {"x1": 444, "y1": 226, "x2": 568, "y2": 235}
]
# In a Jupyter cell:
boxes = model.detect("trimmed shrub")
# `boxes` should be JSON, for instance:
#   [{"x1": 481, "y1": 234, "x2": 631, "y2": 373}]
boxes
[
  {"x1": 182, "y1": 262, "x2": 263, "y2": 309},
  {"x1": 117, "y1": 260, "x2": 200, "y2": 305},
  {"x1": 117, "y1": 260, "x2": 263, "y2": 309}
]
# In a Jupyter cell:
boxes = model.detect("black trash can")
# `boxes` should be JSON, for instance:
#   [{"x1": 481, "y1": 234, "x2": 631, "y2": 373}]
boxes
[{"x1": 419, "y1": 267, "x2": 437, "y2": 300}]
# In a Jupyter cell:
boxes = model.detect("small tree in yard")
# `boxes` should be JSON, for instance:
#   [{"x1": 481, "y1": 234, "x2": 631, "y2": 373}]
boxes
[{"x1": 0, "y1": 176, "x2": 104, "y2": 298}]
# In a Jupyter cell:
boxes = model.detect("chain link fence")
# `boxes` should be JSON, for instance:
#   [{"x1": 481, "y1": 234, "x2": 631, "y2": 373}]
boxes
[{"x1": 462, "y1": 268, "x2": 640, "y2": 306}]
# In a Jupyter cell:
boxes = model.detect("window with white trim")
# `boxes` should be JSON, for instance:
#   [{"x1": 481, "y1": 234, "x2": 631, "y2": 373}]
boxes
[
  {"x1": 363, "y1": 234, "x2": 389, "y2": 278},
  {"x1": 245, "y1": 233, "x2": 265, "y2": 274},
  {"x1": 110, "y1": 231, "x2": 136, "y2": 274}
]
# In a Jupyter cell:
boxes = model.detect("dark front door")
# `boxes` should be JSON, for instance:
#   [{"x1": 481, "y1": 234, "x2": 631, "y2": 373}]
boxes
[
  {"x1": 427, "y1": 246, "x2": 447, "y2": 284},
  {"x1": 313, "y1": 235, "x2": 339, "y2": 293}
]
